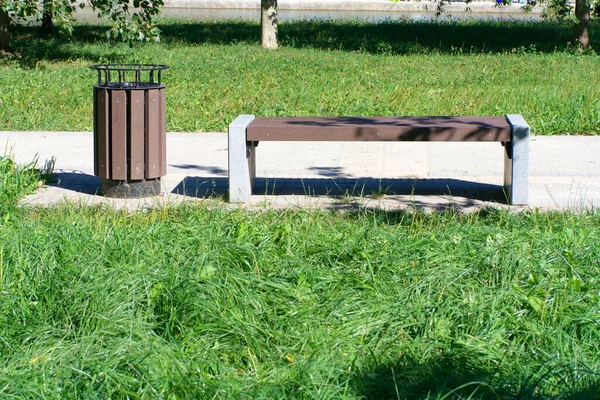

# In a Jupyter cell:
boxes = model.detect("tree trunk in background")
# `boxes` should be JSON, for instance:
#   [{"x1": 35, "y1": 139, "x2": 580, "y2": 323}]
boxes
[
  {"x1": 261, "y1": 0, "x2": 278, "y2": 49},
  {"x1": 0, "y1": 5, "x2": 10, "y2": 54},
  {"x1": 574, "y1": 0, "x2": 591, "y2": 49},
  {"x1": 42, "y1": 0, "x2": 54, "y2": 37}
]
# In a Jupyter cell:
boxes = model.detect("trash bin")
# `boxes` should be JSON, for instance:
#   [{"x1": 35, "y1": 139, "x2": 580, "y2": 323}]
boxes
[{"x1": 90, "y1": 63, "x2": 169, "y2": 198}]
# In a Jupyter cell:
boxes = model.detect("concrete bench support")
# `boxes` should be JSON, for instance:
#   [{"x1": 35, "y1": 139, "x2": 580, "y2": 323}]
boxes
[
  {"x1": 228, "y1": 115, "x2": 256, "y2": 203},
  {"x1": 504, "y1": 114, "x2": 530, "y2": 205},
  {"x1": 228, "y1": 114, "x2": 529, "y2": 205}
]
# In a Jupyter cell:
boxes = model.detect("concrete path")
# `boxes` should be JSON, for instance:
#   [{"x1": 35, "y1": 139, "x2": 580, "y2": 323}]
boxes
[
  {"x1": 163, "y1": 0, "x2": 539, "y2": 14},
  {"x1": 1, "y1": 131, "x2": 598, "y2": 212}
]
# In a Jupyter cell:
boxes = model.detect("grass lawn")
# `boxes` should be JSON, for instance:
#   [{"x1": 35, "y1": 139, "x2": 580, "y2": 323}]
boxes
[
  {"x1": 1, "y1": 154, "x2": 600, "y2": 398},
  {"x1": 0, "y1": 19, "x2": 599, "y2": 134}
]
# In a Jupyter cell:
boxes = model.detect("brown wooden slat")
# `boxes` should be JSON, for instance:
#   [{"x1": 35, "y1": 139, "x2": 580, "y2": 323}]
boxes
[
  {"x1": 145, "y1": 89, "x2": 160, "y2": 179},
  {"x1": 93, "y1": 87, "x2": 97, "y2": 176},
  {"x1": 129, "y1": 90, "x2": 145, "y2": 180},
  {"x1": 110, "y1": 90, "x2": 127, "y2": 180},
  {"x1": 247, "y1": 116, "x2": 512, "y2": 142},
  {"x1": 158, "y1": 88, "x2": 167, "y2": 177},
  {"x1": 94, "y1": 87, "x2": 109, "y2": 179}
]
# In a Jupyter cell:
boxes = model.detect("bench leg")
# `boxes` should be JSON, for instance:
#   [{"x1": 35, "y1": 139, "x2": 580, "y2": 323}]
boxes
[
  {"x1": 504, "y1": 114, "x2": 530, "y2": 205},
  {"x1": 228, "y1": 115, "x2": 256, "y2": 203}
]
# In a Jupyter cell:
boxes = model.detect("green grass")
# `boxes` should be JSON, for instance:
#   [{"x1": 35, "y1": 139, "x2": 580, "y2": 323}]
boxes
[
  {"x1": 1, "y1": 202, "x2": 599, "y2": 398},
  {"x1": 0, "y1": 153, "x2": 45, "y2": 210},
  {"x1": 0, "y1": 155, "x2": 599, "y2": 398},
  {"x1": 1, "y1": 19, "x2": 599, "y2": 134}
]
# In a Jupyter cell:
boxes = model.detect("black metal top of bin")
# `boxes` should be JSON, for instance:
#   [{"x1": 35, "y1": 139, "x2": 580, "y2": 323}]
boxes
[{"x1": 90, "y1": 63, "x2": 169, "y2": 89}]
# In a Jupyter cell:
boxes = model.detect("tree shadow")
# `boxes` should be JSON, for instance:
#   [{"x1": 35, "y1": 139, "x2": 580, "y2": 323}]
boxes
[
  {"x1": 156, "y1": 18, "x2": 598, "y2": 54},
  {"x1": 277, "y1": 19, "x2": 597, "y2": 54},
  {"x1": 9, "y1": 25, "x2": 124, "y2": 68},
  {"x1": 351, "y1": 353, "x2": 600, "y2": 399},
  {"x1": 256, "y1": 116, "x2": 511, "y2": 141},
  {"x1": 170, "y1": 164, "x2": 227, "y2": 175},
  {"x1": 10, "y1": 18, "x2": 599, "y2": 67}
]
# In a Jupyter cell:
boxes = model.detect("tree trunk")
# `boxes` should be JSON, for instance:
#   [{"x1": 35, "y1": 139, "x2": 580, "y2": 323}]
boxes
[
  {"x1": 42, "y1": 0, "x2": 54, "y2": 37},
  {"x1": 0, "y1": 4, "x2": 10, "y2": 54},
  {"x1": 261, "y1": 0, "x2": 278, "y2": 49},
  {"x1": 574, "y1": 0, "x2": 591, "y2": 50}
]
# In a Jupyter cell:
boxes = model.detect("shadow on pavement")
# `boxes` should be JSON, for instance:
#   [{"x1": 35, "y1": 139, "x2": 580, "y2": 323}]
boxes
[
  {"x1": 172, "y1": 176, "x2": 229, "y2": 198},
  {"x1": 46, "y1": 171, "x2": 102, "y2": 195},
  {"x1": 42, "y1": 173, "x2": 508, "y2": 206},
  {"x1": 172, "y1": 176, "x2": 508, "y2": 204}
]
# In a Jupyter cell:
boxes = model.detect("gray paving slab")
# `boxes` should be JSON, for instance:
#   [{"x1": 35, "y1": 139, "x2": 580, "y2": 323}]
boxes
[{"x1": 0, "y1": 131, "x2": 598, "y2": 212}]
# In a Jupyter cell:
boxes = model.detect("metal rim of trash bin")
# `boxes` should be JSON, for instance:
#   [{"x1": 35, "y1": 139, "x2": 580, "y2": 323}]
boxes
[
  {"x1": 91, "y1": 63, "x2": 168, "y2": 199},
  {"x1": 90, "y1": 64, "x2": 169, "y2": 89}
]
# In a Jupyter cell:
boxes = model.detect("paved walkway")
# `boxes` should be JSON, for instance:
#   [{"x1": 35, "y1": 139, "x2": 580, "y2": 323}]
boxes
[
  {"x1": 163, "y1": 0, "x2": 539, "y2": 14},
  {"x1": 1, "y1": 131, "x2": 599, "y2": 212}
]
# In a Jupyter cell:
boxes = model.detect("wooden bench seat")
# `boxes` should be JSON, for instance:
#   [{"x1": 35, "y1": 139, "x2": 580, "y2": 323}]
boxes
[
  {"x1": 247, "y1": 116, "x2": 513, "y2": 142},
  {"x1": 228, "y1": 115, "x2": 530, "y2": 205}
]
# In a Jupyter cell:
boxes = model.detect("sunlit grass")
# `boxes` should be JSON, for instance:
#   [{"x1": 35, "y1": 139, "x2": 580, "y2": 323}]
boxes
[
  {"x1": 1, "y1": 19, "x2": 599, "y2": 134},
  {"x1": 1, "y1": 201, "x2": 599, "y2": 398},
  {"x1": 0, "y1": 153, "x2": 46, "y2": 210}
]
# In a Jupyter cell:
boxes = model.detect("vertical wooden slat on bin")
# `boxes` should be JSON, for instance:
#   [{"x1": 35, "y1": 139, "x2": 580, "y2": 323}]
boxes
[
  {"x1": 111, "y1": 90, "x2": 127, "y2": 181},
  {"x1": 93, "y1": 87, "x2": 97, "y2": 176},
  {"x1": 94, "y1": 87, "x2": 110, "y2": 179},
  {"x1": 129, "y1": 90, "x2": 145, "y2": 180},
  {"x1": 159, "y1": 88, "x2": 166, "y2": 177},
  {"x1": 145, "y1": 89, "x2": 160, "y2": 179}
]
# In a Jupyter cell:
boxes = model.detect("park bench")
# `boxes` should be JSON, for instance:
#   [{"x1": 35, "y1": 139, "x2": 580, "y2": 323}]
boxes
[{"x1": 228, "y1": 115, "x2": 529, "y2": 205}]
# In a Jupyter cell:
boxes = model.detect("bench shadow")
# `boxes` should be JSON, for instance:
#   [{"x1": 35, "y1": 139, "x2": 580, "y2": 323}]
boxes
[
  {"x1": 258, "y1": 177, "x2": 507, "y2": 204},
  {"x1": 172, "y1": 176, "x2": 508, "y2": 205},
  {"x1": 172, "y1": 176, "x2": 229, "y2": 199}
]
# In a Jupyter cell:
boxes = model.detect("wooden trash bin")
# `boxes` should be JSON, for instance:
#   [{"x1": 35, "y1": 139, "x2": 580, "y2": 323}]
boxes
[{"x1": 90, "y1": 64, "x2": 168, "y2": 198}]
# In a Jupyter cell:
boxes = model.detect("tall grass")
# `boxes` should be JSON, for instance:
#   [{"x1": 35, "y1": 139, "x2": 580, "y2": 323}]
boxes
[
  {"x1": 1, "y1": 202, "x2": 599, "y2": 398},
  {"x1": 0, "y1": 154, "x2": 44, "y2": 210},
  {"x1": 0, "y1": 19, "x2": 599, "y2": 134}
]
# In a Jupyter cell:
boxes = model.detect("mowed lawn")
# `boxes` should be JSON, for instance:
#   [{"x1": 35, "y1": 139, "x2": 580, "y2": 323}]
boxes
[{"x1": 0, "y1": 19, "x2": 599, "y2": 134}]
